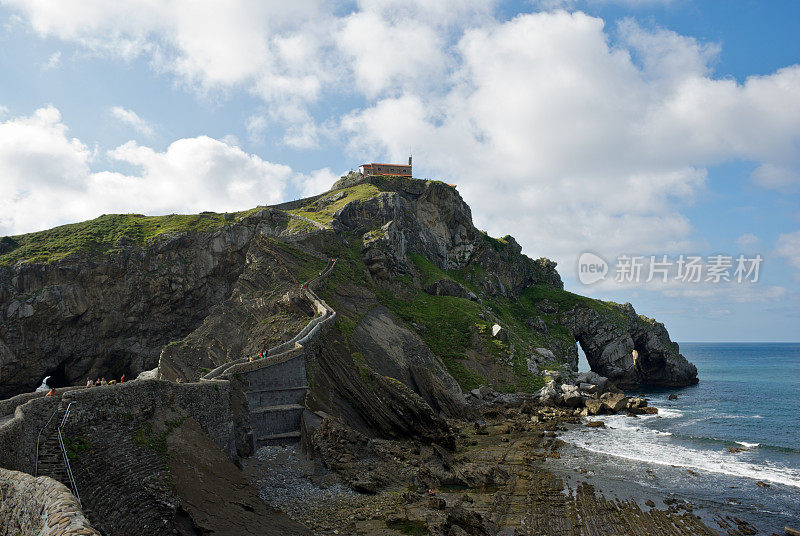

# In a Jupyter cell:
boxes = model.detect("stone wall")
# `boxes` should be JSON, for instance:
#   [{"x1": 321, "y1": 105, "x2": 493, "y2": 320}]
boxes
[
  {"x1": 0, "y1": 379, "x2": 235, "y2": 475},
  {"x1": 0, "y1": 379, "x2": 238, "y2": 536},
  {"x1": 0, "y1": 467, "x2": 99, "y2": 536},
  {"x1": 63, "y1": 379, "x2": 236, "y2": 459},
  {"x1": 0, "y1": 392, "x2": 62, "y2": 475}
]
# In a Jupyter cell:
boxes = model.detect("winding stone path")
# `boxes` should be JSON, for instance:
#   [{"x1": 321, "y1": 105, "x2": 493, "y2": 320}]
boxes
[{"x1": 202, "y1": 258, "x2": 337, "y2": 447}]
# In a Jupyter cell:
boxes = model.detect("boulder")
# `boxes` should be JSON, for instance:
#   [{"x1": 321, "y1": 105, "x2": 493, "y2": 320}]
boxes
[
  {"x1": 562, "y1": 390, "x2": 585, "y2": 408},
  {"x1": 424, "y1": 279, "x2": 476, "y2": 301},
  {"x1": 600, "y1": 392, "x2": 628, "y2": 413},
  {"x1": 585, "y1": 420, "x2": 605, "y2": 428},
  {"x1": 469, "y1": 385, "x2": 499, "y2": 403},
  {"x1": 526, "y1": 316, "x2": 548, "y2": 333},
  {"x1": 534, "y1": 347, "x2": 556, "y2": 361},
  {"x1": 584, "y1": 398, "x2": 604, "y2": 415},
  {"x1": 535, "y1": 381, "x2": 558, "y2": 406},
  {"x1": 525, "y1": 358, "x2": 539, "y2": 375},
  {"x1": 491, "y1": 324, "x2": 508, "y2": 342},
  {"x1": 576, "y1": 371, "x2": 609, "y2": 392},
  {"x1": 627, "y1": 397, "x2": 647, "y2": 409},
  {"x1": 579, "y1": 382, "x2": 599, "y2": 395}
]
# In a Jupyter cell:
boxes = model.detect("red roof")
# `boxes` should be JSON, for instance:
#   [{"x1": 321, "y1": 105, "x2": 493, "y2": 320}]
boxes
[{"x1": 360, "y1": 163, "x2": 411, "y2": 168}]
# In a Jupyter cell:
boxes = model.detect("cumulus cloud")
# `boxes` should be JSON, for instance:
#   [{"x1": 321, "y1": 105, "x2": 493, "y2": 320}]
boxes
[
  {"x1": 2, "y1": 0, "x2": 338, "y2": 133},
  {"x1": 776, "y1": 230, "x2": 800, "y2": 271},
  {"x1": 42, "y1": 50, "x2": 61, "y2": 70},
  {"x1": 0, "y1": 107, "x2": 324, "y2": 236},
  {"x1": 735, "y1": 233, "x2": 761, "y2": 250},
  {"x1": 293, "y1": 168, "x2": 340, "y2": 198},
  {"x1": 751, "y1": 164, "x2": 800, "y2": 191},
  {"x1": 4, "y1": 4, "x2": 800, "y2": 277},
  {"x1": 2, "y1": 0, "x2": 494, "y2": 144},
  {"x1": 343, "y1": 12, "x2": 800, "y2": 266},
  {"x1": 110, "y1": 106, "x2": 154, "y2": 137}
]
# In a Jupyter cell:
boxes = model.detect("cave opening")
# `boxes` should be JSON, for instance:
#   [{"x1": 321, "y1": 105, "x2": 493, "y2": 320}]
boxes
[
  {"x1": 43, "y1": 364, "x2": 71, "y2": 389},
  {"x1": 576, "y1": 341, "x2": 591, "y2": 373}
]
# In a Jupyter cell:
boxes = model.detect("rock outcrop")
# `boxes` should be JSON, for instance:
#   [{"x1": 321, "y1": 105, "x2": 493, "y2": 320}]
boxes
[
  {"x1": 563, "y1": 302, "x2": 697, "y2": 388},
  {"x1": 0, "y1": 467, "x2": 100, "y2": 536},
  {"x1": 1, "y1": 174, "x2": 696, "y2": 407}
]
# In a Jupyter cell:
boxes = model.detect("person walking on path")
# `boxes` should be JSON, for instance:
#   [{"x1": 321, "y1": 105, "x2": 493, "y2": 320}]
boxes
[
  {"x1": 120, "y1": 374, "x2": 126, "y2": 383},
  {"x1": 45, "y1": 388, "x2": 56, "y2": 397}
]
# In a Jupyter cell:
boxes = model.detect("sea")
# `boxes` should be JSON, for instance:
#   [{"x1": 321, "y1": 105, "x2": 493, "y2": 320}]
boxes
[{"x1": 551, "y1": 343, "x2": 800, "y2": 534}]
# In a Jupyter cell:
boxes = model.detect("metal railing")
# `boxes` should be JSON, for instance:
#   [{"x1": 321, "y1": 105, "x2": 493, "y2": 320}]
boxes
[
  {"x1": 200, "y1": 258, "x2": 337, "y2": 382},
  {"x1": 33, "y1": 400, "x2": 82, "y2": 506},
  {"x1": 57, "y1": 402, "x2": 81, "y2": 507},
  {"x1": 34, "y1": 404, "x2": 60, "y2": 477}
]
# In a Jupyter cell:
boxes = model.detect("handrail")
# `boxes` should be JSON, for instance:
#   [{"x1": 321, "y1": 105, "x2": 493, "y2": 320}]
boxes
[
  {"x1": 34, "y1": 404, "x2": 61, "y2": 477},
  {"x1": 57, "y1": 402, "x2": 81, "y2": 507},
  {"x1": 200, "y1": 258, "x2": 337, "y2": 382}
]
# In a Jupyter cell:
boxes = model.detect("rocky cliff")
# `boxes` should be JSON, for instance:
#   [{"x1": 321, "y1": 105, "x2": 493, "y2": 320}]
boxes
[{"x1": 0, "y1": 174, "x2": 697, "y2": 414}]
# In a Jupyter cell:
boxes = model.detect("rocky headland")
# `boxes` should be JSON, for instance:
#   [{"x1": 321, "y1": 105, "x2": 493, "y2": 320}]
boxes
[{"x1": 0, "y1": 174, "x2": 713, "y2": 535}]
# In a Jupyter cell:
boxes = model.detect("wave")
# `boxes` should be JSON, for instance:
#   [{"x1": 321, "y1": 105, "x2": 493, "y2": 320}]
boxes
[{"x1": 561, "y1": 415, "x2": 800, "y2": 489}]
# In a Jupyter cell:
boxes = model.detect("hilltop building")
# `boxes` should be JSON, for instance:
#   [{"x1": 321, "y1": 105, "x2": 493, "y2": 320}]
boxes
[{"x1": 358, "y1": 157, "x2": 412, "y2": 177}]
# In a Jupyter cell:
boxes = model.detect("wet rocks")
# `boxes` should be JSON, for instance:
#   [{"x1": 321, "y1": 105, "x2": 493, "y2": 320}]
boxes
[
  {"x1": 584, "y1": 398, "x2": 604, "y2": 416},
  {"x1": 560, "y1": 384, "x2": 584, "y2": 408},
  {"x1": 600, "y1": 392, "x2": 627, "y2": 413}
]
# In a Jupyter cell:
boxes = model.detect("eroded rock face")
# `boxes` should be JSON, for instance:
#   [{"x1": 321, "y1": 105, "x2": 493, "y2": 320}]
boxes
[
  {"x1": 0, "y1": 226, "x2": 253, "y2": 397},
  {"x1": 334, "y1": 178, "x2": 563, "y2": 296},
  {"x1": 563, "y1": 303, "x2": 698, "y2": 388}
]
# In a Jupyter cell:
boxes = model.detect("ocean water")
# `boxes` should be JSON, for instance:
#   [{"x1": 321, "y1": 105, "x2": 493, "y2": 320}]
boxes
[{"x1": 558, "y1": 343, "x2": 800, "y2": 533}]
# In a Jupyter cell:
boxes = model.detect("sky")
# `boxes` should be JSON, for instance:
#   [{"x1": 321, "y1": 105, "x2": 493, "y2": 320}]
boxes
[{"x1": 0, "y1": 0, "x2": 798, "y2": 342}]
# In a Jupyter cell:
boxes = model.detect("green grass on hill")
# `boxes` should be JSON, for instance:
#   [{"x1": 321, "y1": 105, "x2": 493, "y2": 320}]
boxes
[
  {"x1": 288, "y1": 183, "x2": 382, "y2": 226},
  {"x1": 0, "y1": 212, "x2": 236, "y2": 266}
]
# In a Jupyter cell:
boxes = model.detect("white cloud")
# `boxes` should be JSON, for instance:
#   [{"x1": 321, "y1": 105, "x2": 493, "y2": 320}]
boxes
[
  {"x1": 3, "y1": 0, "x2": 338, "y2": 131},
  {"x1": 662, "y1": 285, "x2": 786, "y2": 303},
  {"x1": 42, "y1": 50, "x2": 61, "y2": 70},
  {"x1": 751, "y1": 164, "x2": 800, "y2": 190},
  {"x1": 735, "y1": 233, "x2": 760, "y2": 250},
  {"x1": 343, "y1": 12, "x2": 800, "y2": 266},
  {"x1": 2, "y1": 0, "x2": 495, "y2": 145},
  {"x1": 4, "y1": 4, "x2": 800, "y2": 283},
  {"x1": 535, "y1": 0, "x2": 676, "y2": 8},
  {"x1": 337, "y1": 11, "x2": 448, "y2": 98},
  {"x1": 0, "y1": 107, "x2": 315, "y2": 236},
  {"x1": 293, "y1": 168, "x2": 339, "y2": 198},
  {"x1": 246, "y1": 114, "x2": 268, "y2": 143},
  {"x1": 776, "y1": 230, "x2": 800, "y2": 271},
  {"x1": 110, "y1": 106, "x2": 154, "y2": 137}
]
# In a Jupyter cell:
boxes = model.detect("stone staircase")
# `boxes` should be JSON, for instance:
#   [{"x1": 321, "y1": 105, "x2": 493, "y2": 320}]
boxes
[
  {"x1": 201, "y1": 258, "x2": 337, "y2": 449},
  {"x1": 36, "y1": 424, "x2": 68, "y2": 484},
  {"x1": 246, "y1": 353, "x2": 309, "y2": 448},
  {"x1": 34, "y1": 402, "x2": 82, "y2": 507}
]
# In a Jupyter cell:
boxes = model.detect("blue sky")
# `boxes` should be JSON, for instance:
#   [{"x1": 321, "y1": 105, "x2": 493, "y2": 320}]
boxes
[{"x1": 0, "y1": 0, "x2": 798, "y2": 342}]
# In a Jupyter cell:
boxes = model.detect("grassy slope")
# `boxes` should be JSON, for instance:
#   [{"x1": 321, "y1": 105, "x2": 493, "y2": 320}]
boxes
[
  {"x1": 0, "y1": 212, "x2": 245, "y2": 266},
  {"x1": 288, "y1": 183, "x2": 382, "y2": 226}
]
